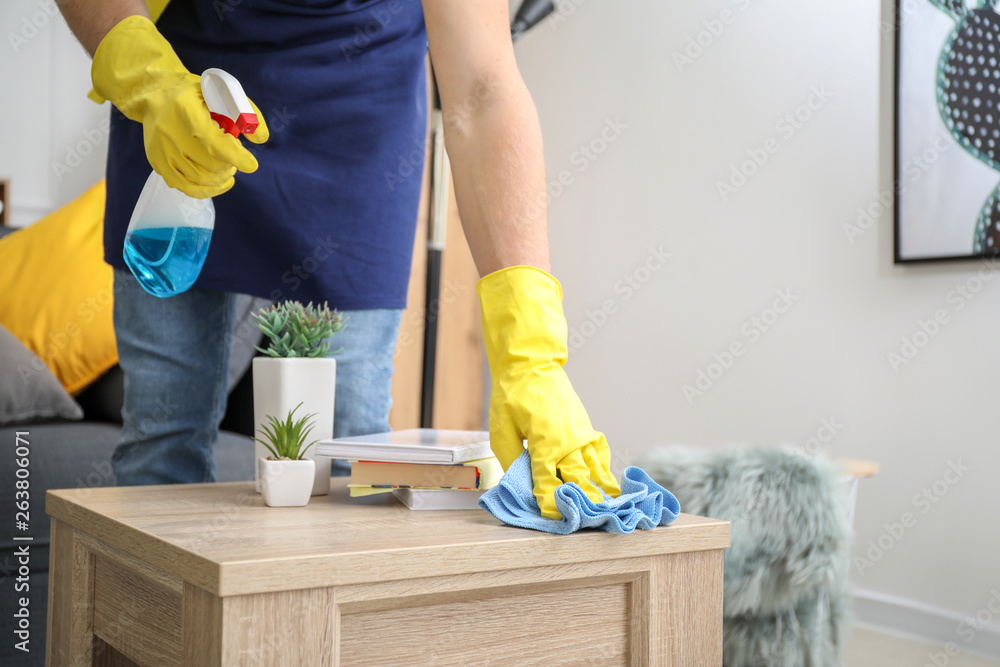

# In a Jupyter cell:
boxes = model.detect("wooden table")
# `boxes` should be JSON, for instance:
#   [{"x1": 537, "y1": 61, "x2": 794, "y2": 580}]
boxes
[{"x1": 46, "y1": 479, "x2": 730, "y2": 666}]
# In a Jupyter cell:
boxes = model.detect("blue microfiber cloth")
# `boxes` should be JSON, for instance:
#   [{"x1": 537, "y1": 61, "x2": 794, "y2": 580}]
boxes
[{"x1": 478, "y1": 450, "x2": 681, "y2": 534}]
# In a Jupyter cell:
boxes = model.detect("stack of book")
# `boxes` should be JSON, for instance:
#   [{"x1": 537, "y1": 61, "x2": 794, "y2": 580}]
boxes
[{"x1": 316, "y1": 429, "x2": 502, "y2": 510}]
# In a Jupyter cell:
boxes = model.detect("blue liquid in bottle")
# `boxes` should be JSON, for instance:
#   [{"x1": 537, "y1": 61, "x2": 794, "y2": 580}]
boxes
[{"x1": 123, "y1": 226, "x2": 213, "y2": 298}]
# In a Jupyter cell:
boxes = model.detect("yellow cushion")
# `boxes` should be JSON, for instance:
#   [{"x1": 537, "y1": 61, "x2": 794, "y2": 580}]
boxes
[{"x1": 0, "y1": 181, "x2": 117, "y2": 395}]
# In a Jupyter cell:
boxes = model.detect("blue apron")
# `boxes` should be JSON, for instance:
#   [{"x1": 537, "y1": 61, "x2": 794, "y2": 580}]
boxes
[{"x1": 104, "y1": 0, "x2": 428, "y2": 309}]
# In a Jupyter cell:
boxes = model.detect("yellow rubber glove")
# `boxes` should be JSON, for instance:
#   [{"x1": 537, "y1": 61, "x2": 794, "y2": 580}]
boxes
[
  {"x1": 92, "y1": 16, "x2": 269, "y2": 199},
  {"x1": 478, "y1": 265, "x2": 621, "y2": 520}
]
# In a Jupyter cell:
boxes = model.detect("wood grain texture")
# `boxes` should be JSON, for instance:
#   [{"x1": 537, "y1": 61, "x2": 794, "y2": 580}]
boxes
[
  {"x1": 92, "y1": 556, "x2": 181, "y2": 666},
  {"x1": 335, "y1": 557, "x2": 652, "y2": 613},
  {"x1": 47, "y1": 482, "x2": 729, "y2": 597},
  {"x1": 78, "y1": 532, "x2": 183, "y2": 595},
  {"x1": 46, "y1": 518, "x2": 96, "y2": 667},
  {"x1": 431, "y1": 181, "x2": 485, "y2": 431},
  {"x1": 225, "y1": 588, "x2": 337, "y2": 666},
  {"x1": 340, "y1": 582, "x2": 629, "y2": 666},
  {"x1": 92, "y1": 638, "x2": 141, "y2": 667},
  {"x1": 181, "y1": 583, "x2": 224, "y2": 666},
  {"x1": 182, "y1": 583, "x2": 337, "y2": 666},
  {"x1": 48, "y1": 493, "x2": 728, "y2": 666},
  {"x1": 629, "y1": 572, "x2": 651, "y2": 666},
  {"x1": 649, "y1": 550, "x2": 725, "y2": 666}
]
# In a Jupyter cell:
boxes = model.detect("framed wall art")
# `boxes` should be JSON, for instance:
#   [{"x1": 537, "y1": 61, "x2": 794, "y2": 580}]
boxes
[{"x1": 895, "y1": 0, "x2": 1000, "y2": 262}]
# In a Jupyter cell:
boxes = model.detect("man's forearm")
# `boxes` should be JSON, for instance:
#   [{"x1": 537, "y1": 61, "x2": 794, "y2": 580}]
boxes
[
  {"x1": 442, "y1": 78, "x2": 551, "y2": 277},
  {"x1": 56, "y1": 0, "x2": 148, "y2": 56}
]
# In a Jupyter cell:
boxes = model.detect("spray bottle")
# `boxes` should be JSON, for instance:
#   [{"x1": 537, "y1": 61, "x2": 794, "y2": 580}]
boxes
[{"x1": 123, "y1": 68, "x2": 259, "y2": 298}]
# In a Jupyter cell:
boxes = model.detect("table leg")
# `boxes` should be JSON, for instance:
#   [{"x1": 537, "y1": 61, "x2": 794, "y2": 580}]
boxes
[
  {"x1": 46, "y1": 518, "x2": 96, "y2": 667},
  {"x1": 648, "y1": 549, "x2": 725, "y2": 666},
  {"x1": 182, "y1": 583, "x2": 338, "y2": 666}
]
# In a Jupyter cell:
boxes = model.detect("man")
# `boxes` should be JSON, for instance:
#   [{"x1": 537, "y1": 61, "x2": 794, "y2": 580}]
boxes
[{"x1": 55, "y1": 0, "x2": 619, "y2": 519}]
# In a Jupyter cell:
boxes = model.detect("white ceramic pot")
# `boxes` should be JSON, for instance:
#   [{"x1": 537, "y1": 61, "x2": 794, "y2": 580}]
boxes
[
  {"x1": 252, "y1": 357, "x2": 335, "y2": 495},
  {"x1": 259, "y1": 458, "x2": 314, "y2": 507}
]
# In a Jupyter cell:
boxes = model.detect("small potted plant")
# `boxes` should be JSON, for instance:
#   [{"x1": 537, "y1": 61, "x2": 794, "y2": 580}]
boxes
[
  {"x1": 255, "y1": 403, "x2": 319, "y2": 507},
  {"x1": 252, "y1": 301, "x2": 346, "y2": 496}
]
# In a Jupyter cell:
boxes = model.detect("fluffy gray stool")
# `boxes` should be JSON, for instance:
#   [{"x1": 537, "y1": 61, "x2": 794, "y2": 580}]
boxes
[{"x1": 636, "y1": 446, "x2": 851, "y2": 667}]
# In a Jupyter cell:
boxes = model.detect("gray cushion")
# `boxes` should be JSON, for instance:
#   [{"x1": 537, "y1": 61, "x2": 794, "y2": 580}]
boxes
[{"x1": 0, "y1": 324, "x2": 82, "y2": 425}]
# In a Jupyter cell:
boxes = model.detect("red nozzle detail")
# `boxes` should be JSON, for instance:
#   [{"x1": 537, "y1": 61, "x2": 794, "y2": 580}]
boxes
[
  {"x1": 211, "y1": 112, "x2": 238, "y2": 137},
  {"x1": 235, "y1": 112, "x2": 259, "y2": 135},
  {"x1": 210, "y1": 112, "x2": 259, "y2": 138}
]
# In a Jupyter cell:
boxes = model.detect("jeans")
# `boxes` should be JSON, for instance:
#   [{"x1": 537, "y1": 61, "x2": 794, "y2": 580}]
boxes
[{"x1": 111, "y1": 267, "x2": 402, "y2": 485}]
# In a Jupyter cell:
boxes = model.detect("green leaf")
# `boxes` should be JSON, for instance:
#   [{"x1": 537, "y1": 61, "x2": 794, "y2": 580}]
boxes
[
  {"x1": 251, "y1": 300, "x2": 348, "y2": 358},
  {"x1": 253, "y1": 437, "x2": 281, "y2": 459}
]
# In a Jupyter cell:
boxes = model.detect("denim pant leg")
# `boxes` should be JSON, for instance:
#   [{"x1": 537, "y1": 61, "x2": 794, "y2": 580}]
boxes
[
  {"x1": 112, "y1": 267, "x2": 238, "y2": 485},
  {"x1": 328, "y1": 308, "x2": 403, "y2": 474}
]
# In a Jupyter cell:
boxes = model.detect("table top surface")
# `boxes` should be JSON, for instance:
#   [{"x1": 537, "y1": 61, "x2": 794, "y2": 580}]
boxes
[{"x1": 48, "y1": 479, "x2": 730, "y2": 597}]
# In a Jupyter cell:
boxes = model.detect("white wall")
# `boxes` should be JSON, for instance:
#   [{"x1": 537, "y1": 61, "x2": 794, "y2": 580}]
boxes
[
  {"x1": 4, "y1": 0, "x2": 999, "y2": 651},
  {"x1": 516, "y1": 0, "x2": 1000, "y2": 652},
  {"x1": 1, "y1": 0, "x2": 108, "y2": 227}
]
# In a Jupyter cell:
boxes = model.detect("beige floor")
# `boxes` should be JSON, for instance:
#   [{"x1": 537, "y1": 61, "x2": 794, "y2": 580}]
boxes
[{"x1": 843, "y1": 626, "x2": 1000, "y2": 667}]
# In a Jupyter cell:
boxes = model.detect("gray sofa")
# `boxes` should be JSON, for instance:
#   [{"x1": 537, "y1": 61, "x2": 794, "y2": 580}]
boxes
[{"x1": 0, "y1": 224, "x2": 265, "y2": 665}]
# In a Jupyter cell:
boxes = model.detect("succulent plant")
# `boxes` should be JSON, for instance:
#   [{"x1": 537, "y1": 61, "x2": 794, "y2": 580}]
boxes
[
  {"x1": 254, "y1": 403, "x2": 318, "y2": 460},
  {"x1": 253, "y1": 301, "x2": 346, "y2": 358}
]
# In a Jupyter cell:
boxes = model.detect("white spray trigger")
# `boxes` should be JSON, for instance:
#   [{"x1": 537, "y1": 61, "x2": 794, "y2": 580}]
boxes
[{"x1": 201, "y1": 68, "x2": 258, "y2": 137}]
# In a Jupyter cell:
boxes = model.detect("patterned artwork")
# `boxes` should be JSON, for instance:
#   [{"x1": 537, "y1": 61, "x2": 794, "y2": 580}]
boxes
[{"x1": 896, "y1": 0, "x2": 1000, "y2": 261}]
